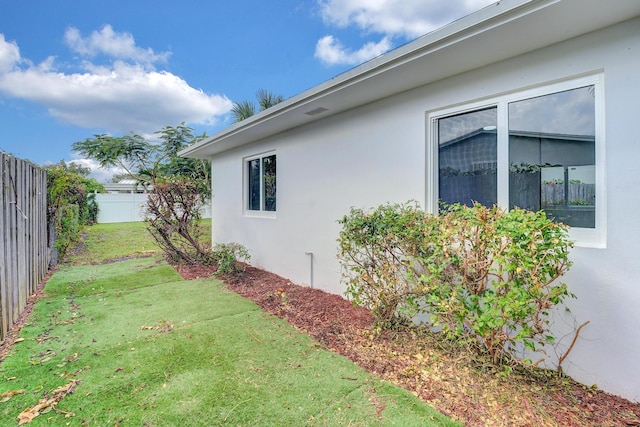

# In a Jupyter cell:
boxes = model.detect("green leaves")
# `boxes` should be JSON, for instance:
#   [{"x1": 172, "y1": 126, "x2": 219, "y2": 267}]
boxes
[
  {"x1": 232, "y1": 89, "x2": 284, "y2": 122},
  {"x1": 212, "y1": 242, "x2": 251, "y2": 275},
  {"x1": 72, "y1": 124, "x2": 210, "y2": 191},
  {"x1": 421, "y1": 204, "x2": 574, "y2": 365},
  {"x1": 338, "y1": 201, "x2": 575, "y2": 369},
  {"x1": 71, "y1": 125, "x2": 214, "y2": 266},
  {"x1": 256, "y1": 89, "x2": 284, "y2": 111},
  {"x1": 72, "y1": 133, "x2": 152, "y2": 172},
  {"x1": 44, "y1": 162, "x2": 104, "y2": 257},
  {"x1": 231, "y1": 99, "x2": 257, "y2": 122},
  {"x1": 338, "y1": 202, "x2": 431, "y2": 326}
]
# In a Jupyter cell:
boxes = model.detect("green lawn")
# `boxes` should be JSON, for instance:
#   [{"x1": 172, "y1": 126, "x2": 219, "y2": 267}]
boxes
[{"x1": 0, "y1": 222, "x2": 456, "y2": 426}]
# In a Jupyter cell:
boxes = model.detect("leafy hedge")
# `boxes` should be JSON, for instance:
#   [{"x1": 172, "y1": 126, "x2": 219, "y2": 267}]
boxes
[
  {"x1": 338, "y1": 202, "x2": 574, "y2": 367},
  {"x1": 46, "y1": 164, "x2": 103, "y2": 258}
]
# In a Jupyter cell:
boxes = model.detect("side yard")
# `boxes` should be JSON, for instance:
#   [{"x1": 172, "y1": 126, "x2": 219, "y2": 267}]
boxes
[
  {"x1": 2, "y1": 221, "x2": 639, "y2": 425},
  {"x1": 0, "y1": 222, "x2": 453, "y2": 426}
]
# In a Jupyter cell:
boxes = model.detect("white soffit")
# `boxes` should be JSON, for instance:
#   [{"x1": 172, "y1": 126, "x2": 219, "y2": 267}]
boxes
[{"x1": 181, "y1": 0, "x2": 640, "y2": 159}]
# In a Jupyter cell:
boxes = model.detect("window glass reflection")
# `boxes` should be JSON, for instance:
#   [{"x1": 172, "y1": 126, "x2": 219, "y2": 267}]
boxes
[
  {"x1": 509, "y1": 86, "x2": 595, "y2": 228},
  {"x1": 438, "y1": 107, "x2": 497, "y2": 208}
]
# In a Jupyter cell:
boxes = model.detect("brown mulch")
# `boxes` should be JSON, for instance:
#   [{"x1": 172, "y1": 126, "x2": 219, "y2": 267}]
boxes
[{"x1": 179, "y1": 263, "x2": 640, "y2": 427}]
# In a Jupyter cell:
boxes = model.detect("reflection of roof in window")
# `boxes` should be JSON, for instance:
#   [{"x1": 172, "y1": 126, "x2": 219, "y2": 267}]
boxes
[
  {"x1": 509, "y1": 130, "x2": 595, "y2": 142},
  {"x1": 438, "y1": 108, "x2": 496, "y2": 144},
  {"x1": 440, "y1": 128, "x2": 594, "y2": 148},
  {"x1": 439, "y1": 128, "x2": 495, "y2": 148}
]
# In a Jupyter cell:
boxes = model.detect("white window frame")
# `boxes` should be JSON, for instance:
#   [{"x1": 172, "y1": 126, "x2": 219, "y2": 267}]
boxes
[
  {"x1": 243, "y1": 151, "x2": 276, "y2": 218},
  {"x1": 427, "y1": 74, "x2": 606, "y2": 248}
]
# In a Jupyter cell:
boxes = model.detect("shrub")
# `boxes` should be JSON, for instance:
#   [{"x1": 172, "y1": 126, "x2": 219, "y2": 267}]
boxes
[
  {"x1": 45, "y1": 164, "x2": 103, "y2": 258},
  {"x1": 337, "y1": 202, "x2": 575, "y2": 367},
  {"x1": 55, "y1": 204, "x2": 80, "y2": 255},
  {"x1": 418, "y1": 204, "x2": 574, "y2": 365},
  {"x1": 146, "y1": 177, "x2": 212, "y2": 265},
  {"x1": 84, "y1": 192, "x2": 100, "y2": 224},
  {"x1": 337, "y1": 202, "x2": 432, "y2": 326},
  {"x1": 212, "y1": 243, "x2": 251, "y2": 275}
]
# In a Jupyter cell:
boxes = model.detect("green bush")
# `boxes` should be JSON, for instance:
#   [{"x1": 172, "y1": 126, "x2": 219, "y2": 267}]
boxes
[
  {"x1": 338, "y1": 202, "x2": 432, "y2": 326},
  {"x1": 84, "y1": 192, "x2": 100, "y2": 224},
  {"x1": 212, "y1": 242, "x2": 251, "y2": 275},
  {"x1": 45, "y1": 162, "x2": 104, "y2": 259},
  {"x1": 56, "y1": 203, "x2": 80, "y2": 255},
  {"x1": 419, "y1": 204, "x2": 574, "y2": 365},
  {"x1": 337, "y1": 202, "x2": 574, "y2": 367}
]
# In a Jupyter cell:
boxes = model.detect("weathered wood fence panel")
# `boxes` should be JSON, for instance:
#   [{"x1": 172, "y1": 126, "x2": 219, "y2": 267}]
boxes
[
  {"x1": 0, "y1": 153, "x2": 49, "y2": 343},
  {"x1": 541, "y1": 182, "x2": 596, "y2": 206}
]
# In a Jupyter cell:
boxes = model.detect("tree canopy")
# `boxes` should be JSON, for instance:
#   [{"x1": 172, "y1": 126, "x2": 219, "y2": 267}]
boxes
[
  {"x1": 72, "y1": 123, "x2": 211, "y2": 196},
  {"x1": 232, "y1": 89, "x2": 284, "y2": 122}
]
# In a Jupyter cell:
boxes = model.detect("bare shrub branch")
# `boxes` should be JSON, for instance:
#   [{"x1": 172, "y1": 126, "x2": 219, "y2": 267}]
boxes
[{"x1": 146, "y1": 177, "x2": 212, "y2": 265}]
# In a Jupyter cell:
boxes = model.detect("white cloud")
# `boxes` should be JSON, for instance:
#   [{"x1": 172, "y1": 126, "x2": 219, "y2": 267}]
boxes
[
  {"x1": 0, "y1": 28, "x2": 232, "y2": 134},
  {"x1": 0, "y1": 34, "x2": 21, "y2": 73},
  {"x1": 69, "y1": 157, "x2": 126, "y2": 183},
  {"x1": 316, "y1": 0, "x2": 496, "y2": 65},
  {"x1": 64, "y1": 25, "x2": 171, "y2": 66},
  {"x1": 315, "y1": 35, "x2": 392, "y2": 66},
  {"x1": 319, "y1": 0, "x2": 496, "y2": 38}
]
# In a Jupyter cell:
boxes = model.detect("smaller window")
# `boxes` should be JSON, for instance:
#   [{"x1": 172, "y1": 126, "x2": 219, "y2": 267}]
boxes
[{"x1": 246, "y1": 153, "x2": 276, "y2": 212}]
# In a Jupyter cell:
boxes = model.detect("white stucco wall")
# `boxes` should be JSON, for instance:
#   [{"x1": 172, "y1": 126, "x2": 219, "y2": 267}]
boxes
[{"x1": 210, "y1": 17, "x2": 640, "y2": 401}]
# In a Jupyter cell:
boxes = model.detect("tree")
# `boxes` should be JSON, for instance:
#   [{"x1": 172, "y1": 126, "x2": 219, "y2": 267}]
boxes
[
  {"x1": 58, "y1": 160, "x2": 92, "y2": 177},
  {"x1": 72, "y1": 123, "x2": 213, "y2": 265},
  {"x1": 72, "y1": 123, "x2": 210, "y2": 193},
  {"x1": 146, "y1": 176, "x2": 212, "y2": 265},
  {"x1": 256, "y1": 88, "x2": 284, "y2": 111},
  {"x1": 232, "y1": 89, "x2": 284, "y2": 122},
  {"x1": 231, "y1": 100, "x2": 257, "y2": 122}
]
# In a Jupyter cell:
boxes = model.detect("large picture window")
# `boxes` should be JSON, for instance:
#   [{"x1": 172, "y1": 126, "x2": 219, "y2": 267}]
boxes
[
  {"x1": 429, "y1": 75, "x2": 604, "y2": 246},
  {"x1": 246, "y1": 153, "x2": 276, "y2": 212}
]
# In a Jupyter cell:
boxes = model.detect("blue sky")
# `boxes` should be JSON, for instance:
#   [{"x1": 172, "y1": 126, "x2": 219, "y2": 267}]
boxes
[{"x1": 0, "y1": 0, "x2": 495, "y2": 181}]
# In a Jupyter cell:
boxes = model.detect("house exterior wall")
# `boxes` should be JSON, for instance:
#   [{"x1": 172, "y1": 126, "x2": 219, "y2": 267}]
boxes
[{"x1": 210, "y1": 17, "x2": 640, "y2": 401}]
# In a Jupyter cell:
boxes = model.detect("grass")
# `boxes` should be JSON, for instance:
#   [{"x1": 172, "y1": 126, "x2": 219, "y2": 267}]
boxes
[
  {"x1": 0, "y1": 222, "x2": 456, "y2": 426},
  {"x1": 64, "y1": 219, "x2": 212, "y2": 265},
  {"x1": 64, "y1": 221, "x2": 160, "y2": 264}
]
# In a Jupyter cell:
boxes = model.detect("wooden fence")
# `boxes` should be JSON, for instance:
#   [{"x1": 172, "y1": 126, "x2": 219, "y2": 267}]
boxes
[{"x1": 0, "y1": 153, "x2": 50, "y2": 343}]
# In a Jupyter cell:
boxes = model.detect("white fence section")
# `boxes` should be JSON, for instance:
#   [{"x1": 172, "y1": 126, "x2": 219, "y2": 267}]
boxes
[
  {"x1": 95, "y1": 193, "x2": 149, "y2": 223},
  {"x1": 95, "y1": 193, "x2": 211, "y2": 223}
]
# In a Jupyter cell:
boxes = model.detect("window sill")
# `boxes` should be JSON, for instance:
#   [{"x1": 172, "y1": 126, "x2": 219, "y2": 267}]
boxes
[
  {"x1": 243, "y1": 210, "x2": 277, "y2": 219},
  {"x1": 570, "y1": 227, "x2": 606, "y2": 249}
]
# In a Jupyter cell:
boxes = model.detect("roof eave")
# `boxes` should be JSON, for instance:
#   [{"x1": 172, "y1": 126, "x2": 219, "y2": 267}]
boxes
[
  {"x1": 179, "y1": 0, "x2": 529, "y2": 159},
  {"x1": 180, "y1": 0, "x2": 640, "y2": 159}
]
